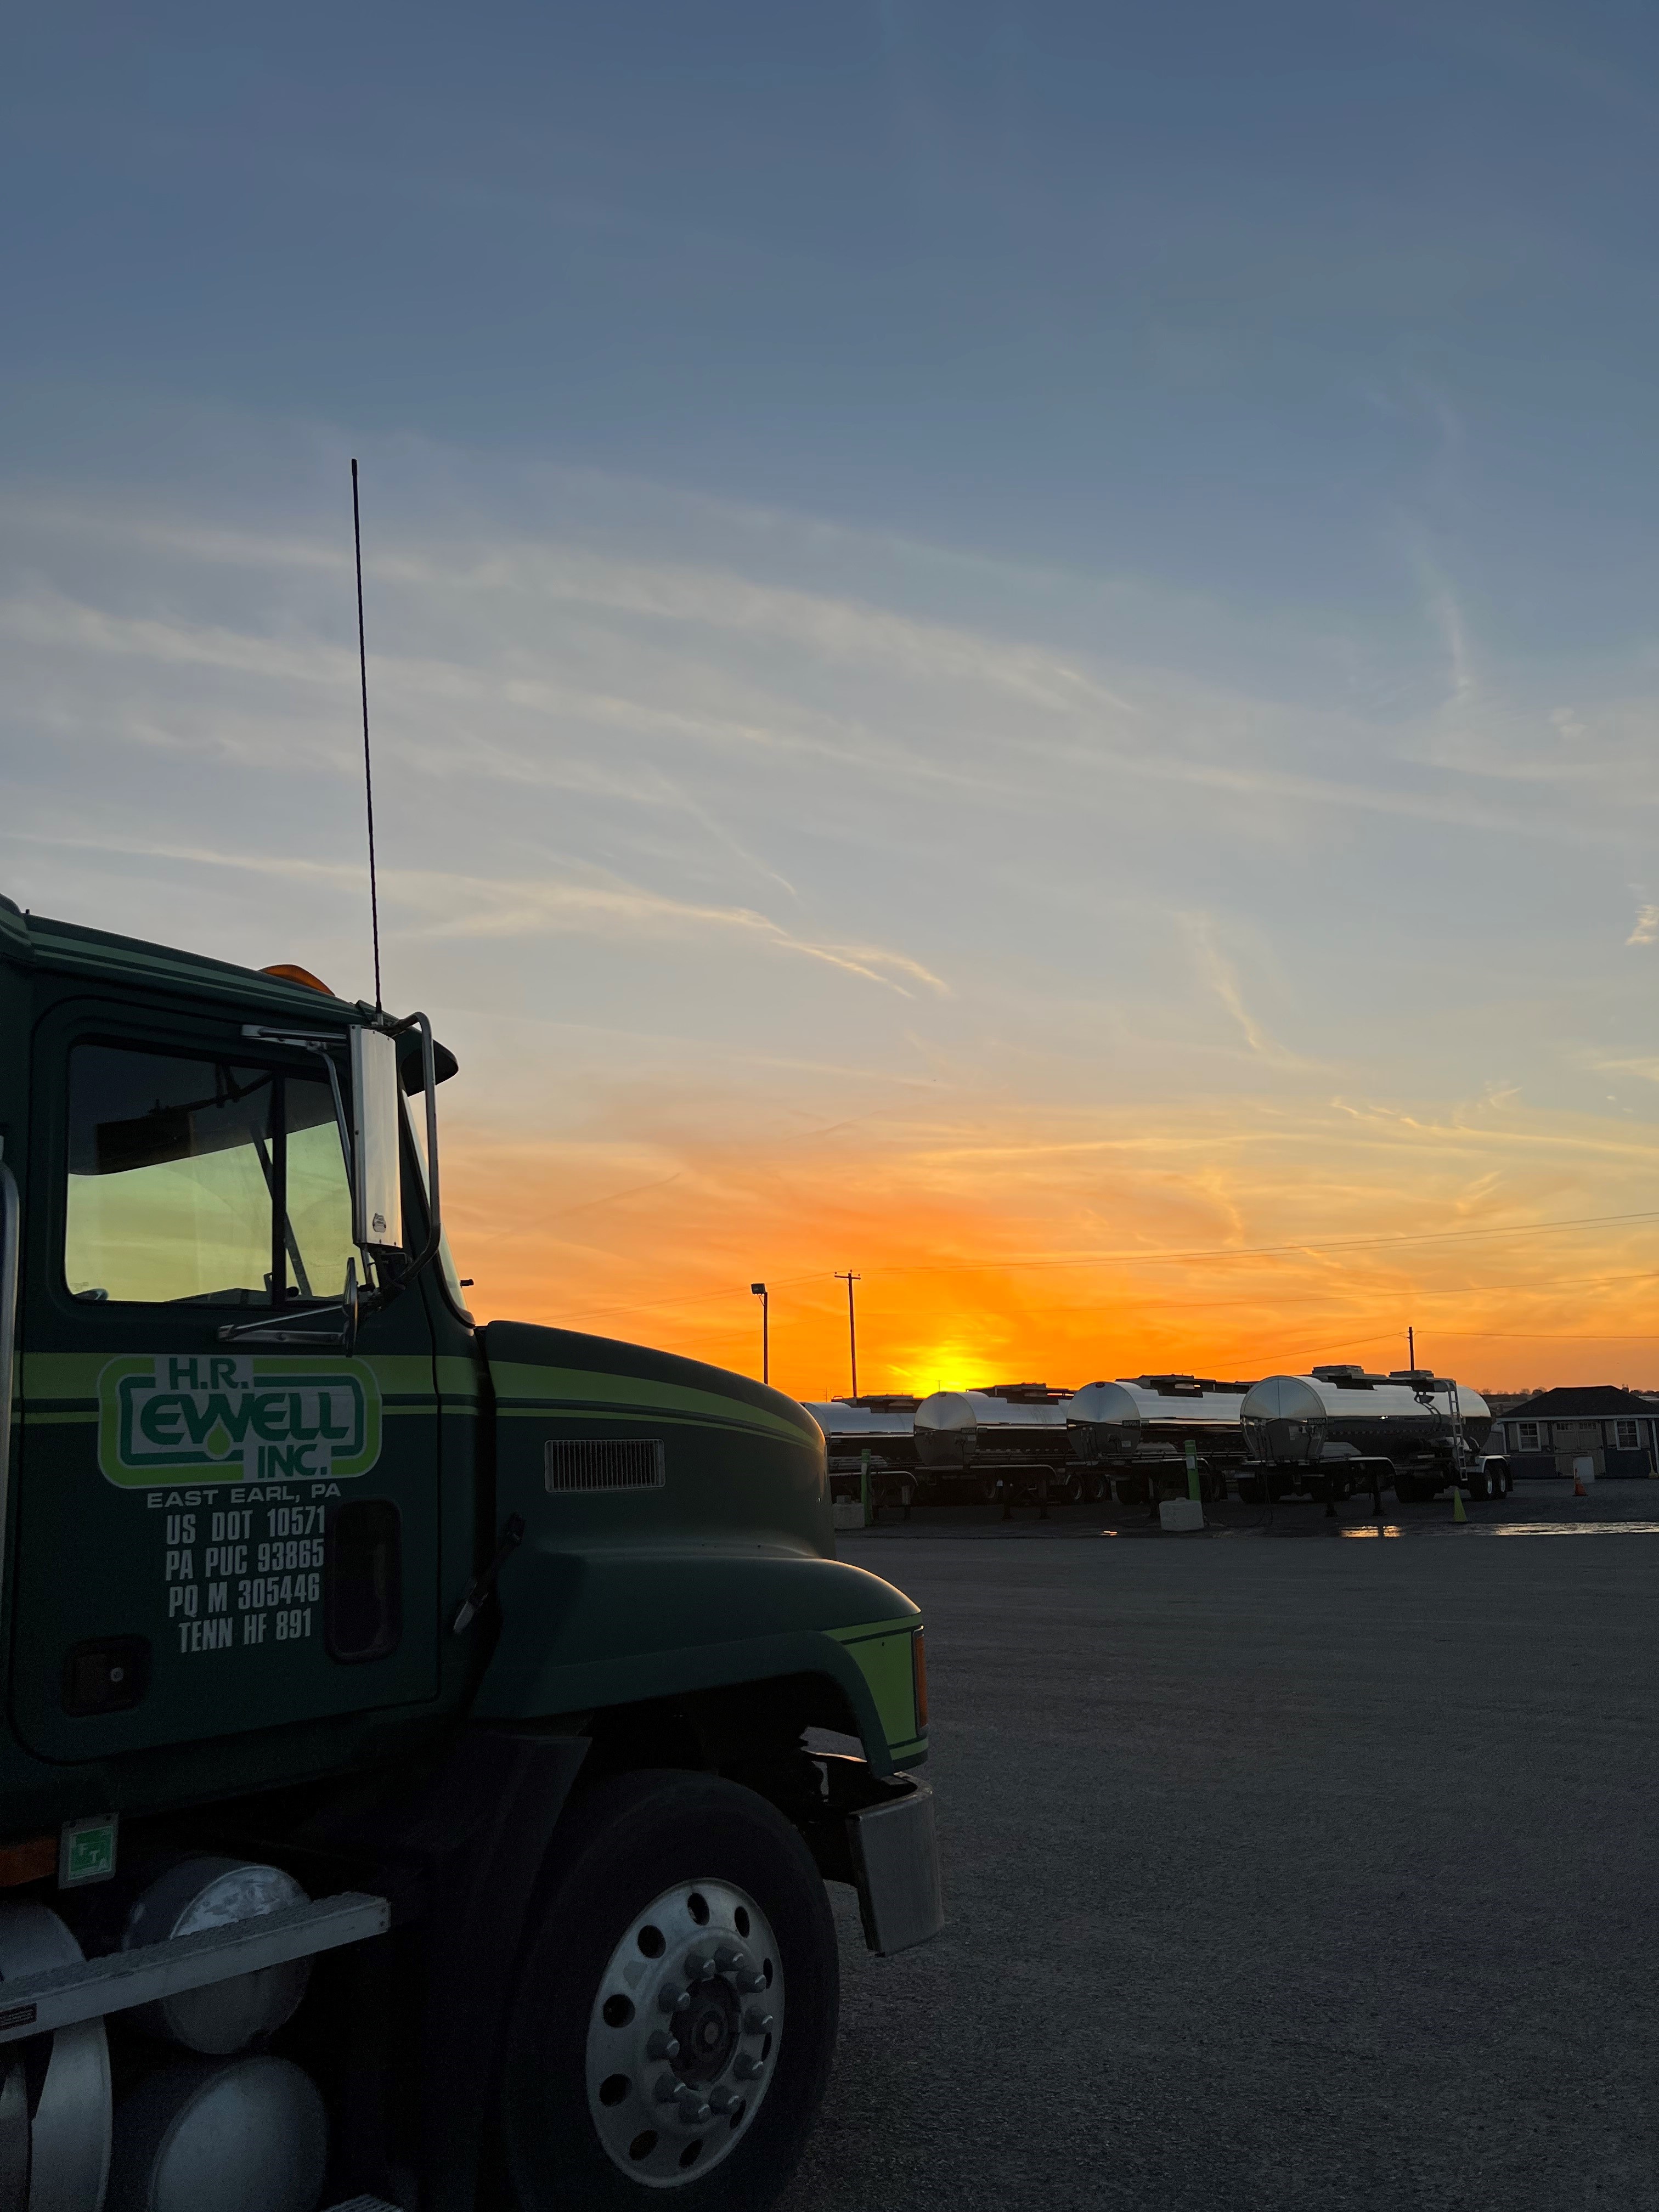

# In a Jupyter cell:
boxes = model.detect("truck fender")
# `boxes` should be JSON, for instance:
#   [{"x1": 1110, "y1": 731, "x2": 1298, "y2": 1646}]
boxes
[{"x1": 472, "y1": 1550, "x2": 926, "y2": 1773}]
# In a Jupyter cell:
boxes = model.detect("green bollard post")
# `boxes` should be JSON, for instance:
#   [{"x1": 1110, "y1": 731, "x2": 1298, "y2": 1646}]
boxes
[
  {"x1": 861, "y1": 1446, "x2": 872, "y2": 1527},
  {"x1": 1185, "y1": 1438, "x2": 1201, "y2": 1504}
]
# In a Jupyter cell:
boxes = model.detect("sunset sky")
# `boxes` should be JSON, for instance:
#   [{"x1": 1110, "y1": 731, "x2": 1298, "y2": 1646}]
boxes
[{"x1": 5, "y1": 2, "x2": 1659, "y2": 1394}]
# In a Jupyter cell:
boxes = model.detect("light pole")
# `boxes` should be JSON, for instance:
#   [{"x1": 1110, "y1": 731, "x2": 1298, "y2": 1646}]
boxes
[
  {"x1": 834, "y1": 1270, "x2": 861, "y2": 1399},
  {"x1": 751, "y1": 1282, "x2": 769, "y2": 1385}
]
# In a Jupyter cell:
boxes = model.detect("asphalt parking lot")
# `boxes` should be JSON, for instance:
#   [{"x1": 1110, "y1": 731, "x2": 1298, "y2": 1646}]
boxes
[{"x1": 783, "y1": 1485, "x2": 1659, "y2": 2211}]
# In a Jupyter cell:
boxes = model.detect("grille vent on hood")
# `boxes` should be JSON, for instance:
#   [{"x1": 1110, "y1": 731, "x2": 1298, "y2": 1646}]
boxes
[{"x1": 544, "y1": 1438, "x2": 667, "y2": 1494}]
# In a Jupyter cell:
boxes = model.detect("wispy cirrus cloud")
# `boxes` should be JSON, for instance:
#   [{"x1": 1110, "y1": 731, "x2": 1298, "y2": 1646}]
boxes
[
  {"x1": 6, "y1": 452, "x2": 1659, "y2": 1390},
  {"x1": 403, "y1": 868, "x2": 950, "y2": 996},
  {"x1": 2, "y1": 824, "x2": 947, "y2": 998}
]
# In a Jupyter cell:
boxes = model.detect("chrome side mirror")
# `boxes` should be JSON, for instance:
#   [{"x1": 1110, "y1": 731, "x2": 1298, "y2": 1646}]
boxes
[{"x1": 350, "y1": 1028, "x2": 403, "y2": 1257}]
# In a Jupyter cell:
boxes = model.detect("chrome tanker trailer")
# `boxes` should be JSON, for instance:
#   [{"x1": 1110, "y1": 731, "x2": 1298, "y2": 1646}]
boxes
[
  {"x1": 1066, "y1": 1376, "x2": 1252, "y2": 1505},
  {"x1": 1239, "y1": 1367, "x2": 1508, "y2": 1504},
  {"x1": 801, "y1": 1395, "x2": 920, "y2": 1510},
  {"x1": 912, "y1": 1386, "x2": 1077, "y2": 1510}
]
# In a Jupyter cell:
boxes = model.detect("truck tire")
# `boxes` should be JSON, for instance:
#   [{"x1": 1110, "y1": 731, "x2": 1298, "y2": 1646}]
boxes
[{"x1": 498, "y1": 1770, "x2": 838, "y2": 2211}]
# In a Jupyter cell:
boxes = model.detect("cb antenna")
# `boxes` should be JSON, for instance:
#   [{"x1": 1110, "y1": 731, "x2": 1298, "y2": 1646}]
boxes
[{"x1": 351, "y1": 458, "x2": 383, "y2": 1014}]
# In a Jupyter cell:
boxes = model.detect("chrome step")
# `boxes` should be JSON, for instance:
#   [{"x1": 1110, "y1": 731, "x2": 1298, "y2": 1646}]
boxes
[{"x1": 0, "y1": 1892, "x2": 389, "y2": 2044}]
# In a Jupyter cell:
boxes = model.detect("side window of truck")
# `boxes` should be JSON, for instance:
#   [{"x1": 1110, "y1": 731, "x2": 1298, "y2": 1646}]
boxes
[{"x1": 64, "y1": 1043, "x2": 354, "y2": 1305}]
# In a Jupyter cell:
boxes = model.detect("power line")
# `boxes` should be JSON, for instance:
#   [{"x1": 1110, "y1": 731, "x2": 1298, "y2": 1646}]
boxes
[
  {"x1": 558, "y1": 1266, "x2": 830, "y2": 1327},
  {"x1": 550, "y1": 1207, "x2": 1659, "y2": 1327},
  {"x1": 873, "y1": 1206, "x2": 1659, "y2": 1278}
]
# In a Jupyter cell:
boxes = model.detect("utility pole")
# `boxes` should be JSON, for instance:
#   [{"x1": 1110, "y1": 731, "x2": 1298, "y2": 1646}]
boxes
[
  {"x1": 1407, "y1": 1324, "x2": 1415, "y2": 1373},
  {"x1": 834, "y1": 1271, "x2": 861, "y2": 1399},
  {"x1": 751, "y1": 1282, "x2": 769, "y2": 1386}
]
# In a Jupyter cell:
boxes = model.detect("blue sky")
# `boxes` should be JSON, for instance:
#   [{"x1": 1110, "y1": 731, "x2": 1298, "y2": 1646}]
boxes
[{"x1": 4, "y1": 1, "x2": 1658, "y2": 1386}]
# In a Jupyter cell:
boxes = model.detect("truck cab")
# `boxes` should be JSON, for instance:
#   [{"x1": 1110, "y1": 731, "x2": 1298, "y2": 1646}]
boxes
[{"x1": 0, "y1": 895, "x2": 940, "y2": 2212}]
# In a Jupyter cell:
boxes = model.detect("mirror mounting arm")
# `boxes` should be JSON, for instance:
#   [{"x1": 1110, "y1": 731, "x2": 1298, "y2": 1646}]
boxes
[
  {"x1": 237, "y1": 1009, "x2": 442, "y2": 1323},
  {"x1": 218, "y1": 1259, "x2": 362, "y2": 1352}
]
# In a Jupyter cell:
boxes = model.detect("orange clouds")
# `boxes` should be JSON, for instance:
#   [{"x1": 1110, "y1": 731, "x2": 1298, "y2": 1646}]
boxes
[{"x1": 439, "y1": 1082, "x2": 1659, "y2": 1396}]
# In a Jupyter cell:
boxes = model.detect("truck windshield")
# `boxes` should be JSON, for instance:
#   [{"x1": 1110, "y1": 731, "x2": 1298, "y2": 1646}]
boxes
[{"x1": 65, "y1": 1043, "x2": 354, "y2": 1305}]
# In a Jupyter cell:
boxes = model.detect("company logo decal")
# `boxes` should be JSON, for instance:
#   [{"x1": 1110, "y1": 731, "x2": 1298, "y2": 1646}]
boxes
[{"x1": 97, "y1": 1356, "x2": 383, "y2": 1489}]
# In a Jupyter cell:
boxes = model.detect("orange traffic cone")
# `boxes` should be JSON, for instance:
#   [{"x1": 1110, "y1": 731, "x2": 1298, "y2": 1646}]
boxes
[{"x1": 1573, "y1": 1473, "x2": 1588, "y2": 1498}]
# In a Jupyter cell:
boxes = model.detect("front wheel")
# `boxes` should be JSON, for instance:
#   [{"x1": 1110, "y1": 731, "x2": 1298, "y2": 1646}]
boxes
[{"x1": 499, "y1": 1771, "x2": 838, "y2": 2210}]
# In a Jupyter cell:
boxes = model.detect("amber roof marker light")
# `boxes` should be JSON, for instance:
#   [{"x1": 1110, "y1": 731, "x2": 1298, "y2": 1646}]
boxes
[{"x1": 259, "y1": 963, "x2": 336, "y2": 996}]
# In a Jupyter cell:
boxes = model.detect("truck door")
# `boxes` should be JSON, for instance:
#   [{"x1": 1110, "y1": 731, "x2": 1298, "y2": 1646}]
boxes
[{"x1": 10, "y1": 995, "x2": 441, "y2": 1764}]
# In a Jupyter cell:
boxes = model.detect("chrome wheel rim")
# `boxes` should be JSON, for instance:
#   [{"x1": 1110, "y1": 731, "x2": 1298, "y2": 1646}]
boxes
[{"x1": 586, "y1": 1879, "x2": 783, "y2": 2190}]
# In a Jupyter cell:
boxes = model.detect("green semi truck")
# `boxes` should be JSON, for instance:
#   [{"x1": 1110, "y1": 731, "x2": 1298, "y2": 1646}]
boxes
[{"x1": 0, "y1": 893, "x2": 940, "y2": 2212}]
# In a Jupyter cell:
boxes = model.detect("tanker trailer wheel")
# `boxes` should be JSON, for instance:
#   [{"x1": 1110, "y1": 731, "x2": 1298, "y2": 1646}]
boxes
[{"x1": 498, "y1": 1770, "x2": 837, "y2": 2212}]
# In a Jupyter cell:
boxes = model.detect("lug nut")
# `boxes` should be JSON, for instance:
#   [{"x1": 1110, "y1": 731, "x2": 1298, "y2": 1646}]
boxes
[
  {"x1": 658, "y1": 1983, "x2": 690, "y2": 2014},
  {"x1": 714, "y1": 1945, "x2": 744, "y2": 1973},
  {"x1": 707, "y1": 2087, "x2": 740, "y2": 2115},
  {"x1": 678, "y1": 2094, "x2": 712, "y2": 2125},
  {"x1": 655, "y1": 2075, "x2": 688, "y2": 2104},
  {"x1": 742, "y1": 2008, "x2": 774, "y2": 2036},
  {"x1": 735, "y1": 1970, "x2": 766, "y2": 1994},
  {"x1": 733, "y1": 2053, "x2": 765, "y2": 2081},
  {"x1": 646, "y1": 2031, "x2": 680, "y2": 2062},
  {"x1": 685, "y1": 1951, "x2": 717, "y2": 1982}
]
